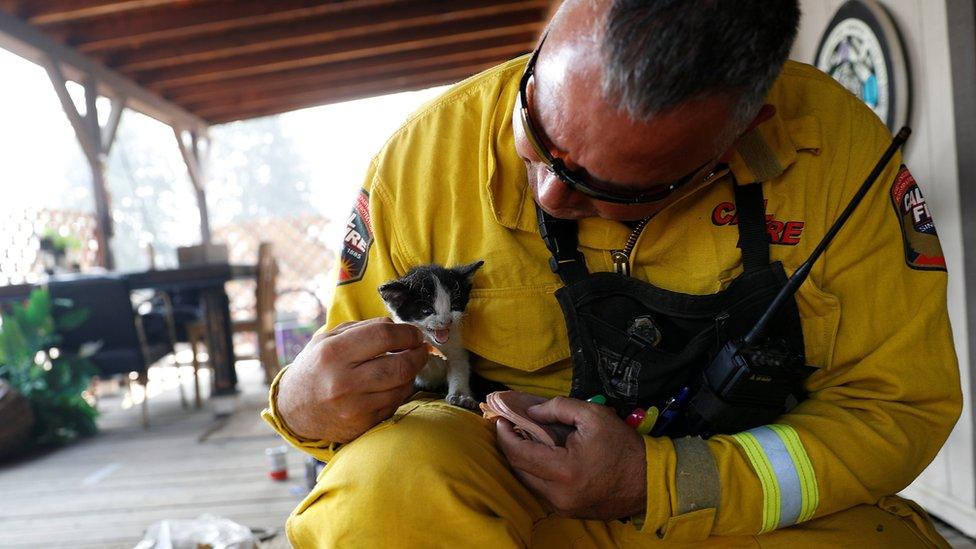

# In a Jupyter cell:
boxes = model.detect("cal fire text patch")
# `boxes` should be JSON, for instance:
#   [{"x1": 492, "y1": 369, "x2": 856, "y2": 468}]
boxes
[
  {"x1": 711, "y1": 200, "x2": 805, "y2": 245},
  {"x1": 338, "y1": 189, "x2": 374, "y2": 285},
  {"x1": 890, "y1": 165, "x2": 946, "y2": 271}
]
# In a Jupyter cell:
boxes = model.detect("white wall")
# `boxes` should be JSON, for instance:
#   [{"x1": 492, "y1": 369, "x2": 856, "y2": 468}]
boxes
[{"x1": 793, "y1": 0, "x2": 976, "y2": 536}]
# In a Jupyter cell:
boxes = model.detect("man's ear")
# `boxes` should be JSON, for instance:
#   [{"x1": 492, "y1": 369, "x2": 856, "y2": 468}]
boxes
[
  {"x1": 453, "y1": 260, "x2": 485, "y2": 281},
  {"x1": 378, "y1": 281, "x2": 409, "y2": 309}
]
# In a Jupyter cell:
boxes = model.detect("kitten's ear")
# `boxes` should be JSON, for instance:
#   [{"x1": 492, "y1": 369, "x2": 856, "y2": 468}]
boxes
[
  {"x1": 378, "y1": 281, "x2": 409, "y2": 309},
  {"x1": 454, "y1": 260, "x2": 485, "y2": 281}
]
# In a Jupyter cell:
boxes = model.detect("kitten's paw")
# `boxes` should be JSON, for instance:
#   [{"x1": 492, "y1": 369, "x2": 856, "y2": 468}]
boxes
[{"x1": 447, "y1": 393, "x2": 480, "y2": 411}]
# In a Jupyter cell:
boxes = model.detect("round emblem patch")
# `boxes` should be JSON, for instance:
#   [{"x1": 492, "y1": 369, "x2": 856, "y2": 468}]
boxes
[{"x1": 815, "y1": 0, "x2": 911, "y2": 131}]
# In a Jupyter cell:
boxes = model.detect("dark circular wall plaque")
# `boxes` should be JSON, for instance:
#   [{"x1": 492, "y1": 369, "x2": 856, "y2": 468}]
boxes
[{"x1": 815, "y1": 0, "x2": 911, "y2": 131}]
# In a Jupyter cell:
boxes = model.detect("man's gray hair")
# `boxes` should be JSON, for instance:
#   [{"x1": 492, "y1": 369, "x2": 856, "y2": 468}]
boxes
[{"x1": 601, "y1": 0, "x2": 800, "y2": 132}]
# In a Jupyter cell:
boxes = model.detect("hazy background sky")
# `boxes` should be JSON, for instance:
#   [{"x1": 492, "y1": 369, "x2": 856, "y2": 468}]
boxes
[{"x1": 0, "y1": 45, "x2": 447, "y2": 264}]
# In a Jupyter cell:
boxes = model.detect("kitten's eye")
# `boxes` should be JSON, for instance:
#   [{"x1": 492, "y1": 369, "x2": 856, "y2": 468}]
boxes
[{"x1": 421, "y1": 307, "x2": 435, "y2": 316}]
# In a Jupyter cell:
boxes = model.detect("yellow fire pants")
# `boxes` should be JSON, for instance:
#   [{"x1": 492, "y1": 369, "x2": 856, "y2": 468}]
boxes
[{"x1": 286, "y1": 398, "x2": 948, "y2": 548}]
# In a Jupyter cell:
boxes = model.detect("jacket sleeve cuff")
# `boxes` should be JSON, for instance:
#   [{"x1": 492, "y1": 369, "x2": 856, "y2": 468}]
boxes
[
  {"x1": 632, "y1": 435, "x2": 718, "y2": 542},
  {"x1": 261, "y1": 365, "x2": 340, "y2": 463}
]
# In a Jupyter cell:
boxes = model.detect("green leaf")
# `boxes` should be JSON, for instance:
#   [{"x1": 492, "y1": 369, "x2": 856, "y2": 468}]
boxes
[
  {"x1": 0, "y1": 288, "x2": 99, "y2": 448},
  {"x1": 55, "y1": 306, "x2": 89, "y2": 332},
  {"x1": 0, "y1": 315, "x2": 30, "y2": 369},
  {"x1": 24, "y1": 289, "x2": 51, "y2": 327}
]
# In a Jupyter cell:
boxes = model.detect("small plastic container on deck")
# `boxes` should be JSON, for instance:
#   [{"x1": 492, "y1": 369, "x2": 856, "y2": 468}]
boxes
[{"x1": 265, "y1": 445, "x2": 289, "y2": 481}]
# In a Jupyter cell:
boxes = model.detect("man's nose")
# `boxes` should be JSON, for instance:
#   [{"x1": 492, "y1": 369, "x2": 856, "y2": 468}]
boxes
[{"x1": 535, "y1": 169, "x2": 582, "y2": 212}]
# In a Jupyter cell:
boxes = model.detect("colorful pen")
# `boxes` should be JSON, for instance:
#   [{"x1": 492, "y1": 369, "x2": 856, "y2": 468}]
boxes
[
  {"x1": 650, "y1": 386, "x2": 691, "y2": 436},
  {"x1": 587, "y1": 394, "x2": 660, "y2": 435}
]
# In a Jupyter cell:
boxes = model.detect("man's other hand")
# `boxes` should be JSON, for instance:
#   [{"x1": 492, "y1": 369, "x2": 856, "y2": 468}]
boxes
[
  {"x1": 496, "y1": 396, "x2": 648, "y2": 520},
  {"x1": 276, "y1": 318, "x2": 428, "y2": 444}
]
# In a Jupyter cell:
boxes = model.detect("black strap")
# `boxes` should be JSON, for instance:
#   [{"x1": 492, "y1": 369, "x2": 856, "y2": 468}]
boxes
[
  {"x1": 536, "y1": 206, "x2": 589, "y2": 284},
  {"x1": 733, "y1": 183, "x2": 770, "y2": 271}
]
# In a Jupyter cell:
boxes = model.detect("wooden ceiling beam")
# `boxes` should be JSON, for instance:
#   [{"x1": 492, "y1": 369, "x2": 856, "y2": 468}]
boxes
[
  {"x1": 181, "y1": 54, "x2": 515, "y2": 113},
  {"x1": 0, "y1": 9, "x2": 207, "y2": 132},
  {"x1": 0, "y1": 1, "x2": 27, "y2": 16},
  {"x1": 138, "y1": 17, "x2": 544, "y2": 91},
  {"x1": 16, "y1": 0, "x2": 190, "y2": 26},
  {"x1": 56, "y1": 0, "x2": 403, "y2": 54},
  {"x1": 162, "y1": 34, "x2": 535, "y2": 105},
  {"x1": 203, "y1": 66, "x2": 489, "y2": 124},
  {"x1": 109, "y1": 0, "x2": 548, "y2": 73}
]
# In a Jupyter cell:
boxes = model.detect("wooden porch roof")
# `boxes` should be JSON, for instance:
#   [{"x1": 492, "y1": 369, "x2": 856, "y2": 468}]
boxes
[{"x1": 0, "y1": 0, "x2": 551, "y2": 124}]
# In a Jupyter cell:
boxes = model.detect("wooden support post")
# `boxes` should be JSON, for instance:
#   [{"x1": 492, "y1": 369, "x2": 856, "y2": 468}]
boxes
[
  {"x1": 0, "y1": 10, "x2": 207, "y2": 133},
  {"x1": 43, "y1": 56, "x2": 126, "y2": 270},
  {"x1": 174, "y1": 128, "x2": 213, "y2": 246}
]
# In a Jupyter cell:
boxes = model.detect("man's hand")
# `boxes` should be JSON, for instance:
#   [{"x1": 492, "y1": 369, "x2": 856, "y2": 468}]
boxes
[
  {"x1": 276, "y1": 318, "x2": 429, "y2": 444},
  {"x1": 496, "y1": 396, "x2": 647, "y2": 520}
]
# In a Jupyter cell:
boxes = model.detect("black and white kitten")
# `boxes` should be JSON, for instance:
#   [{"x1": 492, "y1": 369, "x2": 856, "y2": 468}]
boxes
[{"x1": 378, "y1": 261, "x2": 484, "y2": 410}]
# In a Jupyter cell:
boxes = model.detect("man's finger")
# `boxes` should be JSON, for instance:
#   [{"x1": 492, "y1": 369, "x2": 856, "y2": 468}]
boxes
[
  {"x1": 364, "y1": 376, "x2": 418, "y2": 407},
  {"x1": 357, "y1": 385, "x2": 415, "y2": 419},
  {"x1": 495, "y1": 419, "x2": 565, "y2": 481},
  {"x1": 509, "y1": 462, "x2": 553, "y2": 509},
  {"x1": 525, "y1": 396, "x2": 593, "y2": 428},
  {"x1": 307, "y1": 318, "x2": 390, "y2": 349},
  {"x1": 325, "y1": 321, "x2": 425, "y2": 365},
  {"x1": 352, "y1": 346, "x2": 429, "y2": 391},
  {"x1": 333, "y1": 317, "x2": 391, "y2": 335}
]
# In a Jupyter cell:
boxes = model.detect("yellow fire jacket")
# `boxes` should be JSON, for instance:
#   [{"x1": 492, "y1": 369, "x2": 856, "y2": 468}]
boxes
[{"x1": 263, "y1": 57, "x2": 961, "y2": 539}]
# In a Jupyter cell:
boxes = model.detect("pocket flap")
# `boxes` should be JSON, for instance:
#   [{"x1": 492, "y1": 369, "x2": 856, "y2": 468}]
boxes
[
  {"x1": 462, "y1": 285, "x2": 570, "y2": 371},
  {"x1": 795, "y1": 278, "x2": 841, "y2": 370}
]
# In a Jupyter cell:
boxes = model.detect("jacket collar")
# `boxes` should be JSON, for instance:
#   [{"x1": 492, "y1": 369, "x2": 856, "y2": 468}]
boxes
[{"x1": 727, "y1": 109, "x2": 821, "y2": 185}]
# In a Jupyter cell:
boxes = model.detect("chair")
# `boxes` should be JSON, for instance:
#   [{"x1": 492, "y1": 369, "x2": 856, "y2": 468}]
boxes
[
  {"x1": 186, "y1": 242, "x2": 280, "y2": 406},
  {"x1": 50, "y1": 275, "x2": 178, "y2": 428}
]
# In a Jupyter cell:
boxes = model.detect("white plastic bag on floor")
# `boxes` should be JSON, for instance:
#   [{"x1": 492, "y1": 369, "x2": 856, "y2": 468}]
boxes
[{"x1": 133, "y1": 514, "x2": 257, "y2": 549}]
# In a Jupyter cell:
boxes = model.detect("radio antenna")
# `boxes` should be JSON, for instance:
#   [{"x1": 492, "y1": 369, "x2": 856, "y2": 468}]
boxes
[{"x1": 742, "y1": 127, "x2": 911, "y2": 347}]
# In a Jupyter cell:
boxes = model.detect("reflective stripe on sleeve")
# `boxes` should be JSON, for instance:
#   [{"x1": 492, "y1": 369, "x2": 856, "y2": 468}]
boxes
[
  {"x1": 730, "y1": 424, "x2": 819, "y2": 533},
  {"x1": 767, "y1": 424, "x2": 819, "y2": 523}
]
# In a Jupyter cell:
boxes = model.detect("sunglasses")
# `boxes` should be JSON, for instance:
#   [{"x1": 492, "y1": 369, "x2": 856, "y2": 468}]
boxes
[{"x1": 517, "y1": 34, "x2": 714, "y2": 205}]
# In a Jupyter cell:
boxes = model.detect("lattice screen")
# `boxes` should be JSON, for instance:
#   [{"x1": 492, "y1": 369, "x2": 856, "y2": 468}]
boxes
[
  {"x1": 0, "y1": 208, "x2": 100, "y2": 286},
  {"x1": 215, "y1": 214, "x2": 336, "y2": 324},
  {"x1": 0, "y1": 209, "x2": 334, "y2": 328}
]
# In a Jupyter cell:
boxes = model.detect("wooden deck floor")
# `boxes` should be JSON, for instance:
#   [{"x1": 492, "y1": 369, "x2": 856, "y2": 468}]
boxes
[
  {"x1": 0, "y1": 360, "x2": 304, "y2": 548},
  {"x1": 2, "y1": 359, "x2": 974, "y2": 548}
]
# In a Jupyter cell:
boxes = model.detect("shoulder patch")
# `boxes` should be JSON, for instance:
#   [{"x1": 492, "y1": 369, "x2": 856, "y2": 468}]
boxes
[
  {"x1": 338, "y1": 189, "x2": 374, "y2": 285},
  {"x1": 889, "y1": 165, "x2": 946, "y2": 271}
]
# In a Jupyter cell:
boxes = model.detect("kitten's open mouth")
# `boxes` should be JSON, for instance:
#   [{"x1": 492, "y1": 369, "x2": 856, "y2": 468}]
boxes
[{"x1": 431, "y1": 328, "x2": 451, "y2": 345}]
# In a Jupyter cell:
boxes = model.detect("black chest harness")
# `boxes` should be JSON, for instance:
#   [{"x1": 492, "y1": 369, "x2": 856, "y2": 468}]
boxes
[
  {"x1": 531, "y1": 129, "x2": 910, "y2": 438},
  {"x1": 538, "y1": 180, "x2": 811, "y2": 438}
]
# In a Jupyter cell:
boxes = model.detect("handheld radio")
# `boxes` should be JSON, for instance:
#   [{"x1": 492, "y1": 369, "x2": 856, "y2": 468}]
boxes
[{"x1": 679, "y1": 127, "x2": 912, "y2": 437}]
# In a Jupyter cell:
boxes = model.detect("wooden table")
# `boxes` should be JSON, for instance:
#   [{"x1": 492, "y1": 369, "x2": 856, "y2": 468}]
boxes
[{"x1": 0, "y1": 264, "x2": 256, "y2": 395}]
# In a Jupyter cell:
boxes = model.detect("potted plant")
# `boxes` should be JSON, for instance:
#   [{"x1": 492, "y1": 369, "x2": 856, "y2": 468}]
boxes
[
  {"x1": 0, "y1": 288, "x2": 99, "y2": 456},
  {"x1": 38, "y1": 228, "x2": 82, "y2": 274},
  {"x1": 0, "y1": 379, "x2": 33, "y2": 460}
]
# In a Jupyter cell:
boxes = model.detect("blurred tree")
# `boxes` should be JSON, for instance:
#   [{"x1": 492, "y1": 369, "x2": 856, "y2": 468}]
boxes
[
  {"x1": 93, "y1": 112, "x2": 315, "y2": 270},
  {"x1": 208, "y1": 116, "x2": 315, "y2": 227},
  {"x1": 104, "y1": 111, "x2": 200, "y2": 270}
]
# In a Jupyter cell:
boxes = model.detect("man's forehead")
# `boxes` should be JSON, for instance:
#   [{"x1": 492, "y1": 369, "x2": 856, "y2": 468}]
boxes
[
  {"x1": 530, "y1": 4, "x2": 736, "y2": 184},
  {"x1": 533, "y1": 56, "x2": 726, "y2": 184},
  {"x1": 534, "y1": 0, "x2": 606, "y2": 103},
  {"x1": 531, "y1": 33, "x2": 608, "y2": 149}
]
